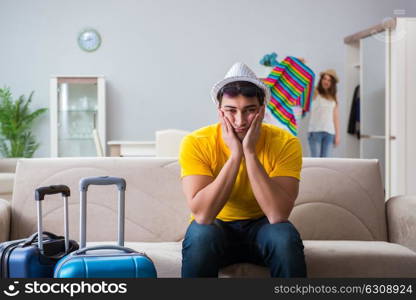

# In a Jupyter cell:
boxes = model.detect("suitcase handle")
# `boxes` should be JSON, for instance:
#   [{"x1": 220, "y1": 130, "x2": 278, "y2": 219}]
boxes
[
  {"x1": 79, "y1": 176, "x2": 126, "y2": 249},
  {"x1": 80, "y1": 176, "x2": 126, "y2": 191},
  {"x1": 34, "y1": 185, "x2": 71, "y2": 254},
  {"x1": 35, "y1": 185, "x2": 71, "y2": 201},
  {"x1": 22, "y1": 231, "x2": 61, "y2": 247},
  {"x1": 75, "y1": 245, "x2": 136, "y2": 255}
]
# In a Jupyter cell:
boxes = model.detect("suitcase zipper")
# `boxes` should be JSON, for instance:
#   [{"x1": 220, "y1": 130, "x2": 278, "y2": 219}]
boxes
[{"x1": 1, "y1": 242, "x2": 23, "y2": 278}]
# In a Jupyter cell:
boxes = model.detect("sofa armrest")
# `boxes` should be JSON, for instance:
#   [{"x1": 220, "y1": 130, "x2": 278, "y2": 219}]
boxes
[
  {"x1": 386, "y1": 195, "x2": 416, "y2": 253},
  {"x1": 0, "y1": 158, "x2": 18, "y2": 173},
  {"x1": 0, "y1": 198, "x2": 11, "y2": 242}
]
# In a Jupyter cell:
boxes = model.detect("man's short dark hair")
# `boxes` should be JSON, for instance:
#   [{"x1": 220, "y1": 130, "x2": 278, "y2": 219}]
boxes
[{"x1": 217, "y1": 81, "x2": 265, "y2": 106}]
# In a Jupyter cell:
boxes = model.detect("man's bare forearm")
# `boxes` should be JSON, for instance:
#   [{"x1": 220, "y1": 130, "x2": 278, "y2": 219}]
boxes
[
  {"x1": 192, "y1": 154, "x2": 242, "y2": 224},
  {"x1": 244, "y1": 153, "x2": 294, "y2": 223}
]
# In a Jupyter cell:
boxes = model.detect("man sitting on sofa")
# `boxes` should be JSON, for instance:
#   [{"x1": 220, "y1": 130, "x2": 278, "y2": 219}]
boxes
[{"x1": 179, "y1": 62, "x2": 307, "y2": 278}]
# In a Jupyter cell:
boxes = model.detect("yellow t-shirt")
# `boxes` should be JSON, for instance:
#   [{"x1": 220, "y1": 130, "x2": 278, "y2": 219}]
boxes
[{"x1": 179, "y1": 123, "x2": 302, "y2": 222}]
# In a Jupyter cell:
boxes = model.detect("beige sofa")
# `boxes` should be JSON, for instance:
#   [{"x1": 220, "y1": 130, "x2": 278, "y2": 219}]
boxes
[
  {"x1": 0, "y1": 157, "x2": 415, "y2": 277},
  {"x1": 0, "y1": 158, "x2": 18, "y2": 202}
]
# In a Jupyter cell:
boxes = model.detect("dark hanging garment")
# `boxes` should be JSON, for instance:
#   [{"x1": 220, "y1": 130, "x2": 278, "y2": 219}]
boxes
[{"x1": 347, "y1": 85, "x2": 360, "y2": 139}]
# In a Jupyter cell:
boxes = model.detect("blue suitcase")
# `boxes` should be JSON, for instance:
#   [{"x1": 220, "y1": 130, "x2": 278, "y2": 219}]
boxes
[
  {"x1": 54, "y1": 176, "x2": 157, "y2": 278},
  {"x1": 0, "y1": 185, "x2": 79, "y2": 278}
]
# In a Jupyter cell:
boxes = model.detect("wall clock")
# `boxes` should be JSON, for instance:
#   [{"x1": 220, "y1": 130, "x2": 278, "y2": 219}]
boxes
[{"x1": 78, "y1": 28, "x2": 101, "y2": 52}]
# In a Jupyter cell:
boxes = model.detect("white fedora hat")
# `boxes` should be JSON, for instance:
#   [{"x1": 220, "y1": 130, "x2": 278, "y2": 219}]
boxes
[{"x1": 210, "y1": 62, "x2": 271, "y2": 105}]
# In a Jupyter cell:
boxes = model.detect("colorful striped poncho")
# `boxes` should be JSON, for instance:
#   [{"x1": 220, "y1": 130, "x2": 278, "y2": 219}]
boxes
[{"x1": 262, "y1": 56, "x2": 315, "y2": 135}]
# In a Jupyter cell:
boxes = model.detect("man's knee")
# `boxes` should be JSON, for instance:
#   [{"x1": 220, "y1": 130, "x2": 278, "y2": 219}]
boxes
[
  {"x1": 257, "y1": 221, "x2": 304, "y2": 253},
  {"x1": 183, "y1": 220, "x2": 225, "y2": 252}
]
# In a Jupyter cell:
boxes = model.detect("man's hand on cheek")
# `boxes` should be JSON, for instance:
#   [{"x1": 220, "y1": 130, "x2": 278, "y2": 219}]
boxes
[
  {"x1": 218, "y1": 109, "x2": 243, "y2": 157},
  {"x1": 242, "y1": 105, "x2": 265, "y2": 155}
]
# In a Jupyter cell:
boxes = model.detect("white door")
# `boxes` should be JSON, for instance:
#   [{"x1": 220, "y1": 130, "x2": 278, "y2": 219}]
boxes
[{"x1": 360, "y1": 32, "x2": 387, "y2": 189}]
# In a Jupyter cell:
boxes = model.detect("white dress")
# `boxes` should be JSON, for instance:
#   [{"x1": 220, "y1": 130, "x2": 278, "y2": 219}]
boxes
[{"x1": 308, "y1": 94, "x2": 336, "y2": 134}]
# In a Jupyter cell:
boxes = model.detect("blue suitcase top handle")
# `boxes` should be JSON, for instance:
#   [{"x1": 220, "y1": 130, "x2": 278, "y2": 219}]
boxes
[
  {"x1": 75, "y1": 245, "x2": 137, "y2": 255},
  {"x1": 79, "y1": 176, "x2": 126, "y2": 191},
  {"x1": 79, "y1": 176, "x2": 126, "y2": 249}
]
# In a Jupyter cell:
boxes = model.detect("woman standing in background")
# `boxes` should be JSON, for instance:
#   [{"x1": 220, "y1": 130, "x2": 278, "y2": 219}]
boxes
[{"x1": 308, "y1": 69, "x2": 340, "y2": 157}]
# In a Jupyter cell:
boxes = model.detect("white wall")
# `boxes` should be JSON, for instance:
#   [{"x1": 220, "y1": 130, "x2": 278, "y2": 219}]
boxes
[
  {"x1": 0, "y1": 0, "x2": 414, "y2": 157},
  {"x1": 390, "y1": 18, "x2": 416, "y2": 196}
]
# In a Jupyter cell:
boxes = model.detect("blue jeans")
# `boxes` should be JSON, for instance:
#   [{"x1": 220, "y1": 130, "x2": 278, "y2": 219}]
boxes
[
  {"x1": 308, "y1": 131, "x2": 334, "y2": 157},
  {"x1": 181, "y1": 217, "x2": 307, "y2": 277}
]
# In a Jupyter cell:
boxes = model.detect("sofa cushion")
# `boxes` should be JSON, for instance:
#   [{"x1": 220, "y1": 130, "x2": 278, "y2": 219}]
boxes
[
  {"x1": 0, "y1": 173, "x2": 14, "y2": 194},
  {"x1": 292, "y1": 159, "x2": 387, "y2": 242},
  {"x1": 88, "y1": 240, "x2": 416, "y2": 278},
  {"x1": 220, "y1": 241, "x2": 416, "y2": 278},
  {"x1": 303, "y1": 240, "x2": 416, "y2": 277}
]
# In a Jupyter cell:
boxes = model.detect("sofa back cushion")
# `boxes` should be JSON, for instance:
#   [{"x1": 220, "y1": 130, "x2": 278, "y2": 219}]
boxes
[
  {"x1": 10, "y1": 157, "x2": 387, "y2": 242},
  {"x1": 291, "y1": 158, "x2": 387, "y2": 241},
  {"x1": 11, "y1": 158, "x2": 188, "y2": 242}
]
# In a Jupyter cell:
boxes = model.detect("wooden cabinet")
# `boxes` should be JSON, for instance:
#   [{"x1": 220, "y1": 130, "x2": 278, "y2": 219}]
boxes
[{"x1": 50, "y1": 76, "x2": 106, "y2": 157}]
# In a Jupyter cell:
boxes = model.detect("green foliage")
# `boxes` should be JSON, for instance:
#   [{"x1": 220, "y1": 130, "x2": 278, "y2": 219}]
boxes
[{"x1": 0, "y1": 87, "x2": 47, "y2": 157}]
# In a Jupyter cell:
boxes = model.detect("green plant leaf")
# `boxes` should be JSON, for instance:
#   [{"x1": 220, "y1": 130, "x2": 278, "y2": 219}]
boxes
[
  {"x1": 0, "y1": 87, "x2": 46, "y2": 158},
  {"x1": 0, "y1": 139, "x2": 11, "y2": 157}
]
